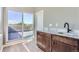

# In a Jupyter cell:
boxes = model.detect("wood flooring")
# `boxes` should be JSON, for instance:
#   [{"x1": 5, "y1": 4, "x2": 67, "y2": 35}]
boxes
[
  {"x1": 2, "y1": 40, "x2": 43, "y2": 52},
  {"x1": 3, "y1": 43, "x2": 27, "y2": 52}
]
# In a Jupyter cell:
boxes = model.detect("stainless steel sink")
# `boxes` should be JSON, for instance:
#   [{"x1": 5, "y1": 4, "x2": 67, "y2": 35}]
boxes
[{"x1": 58, "y1": 31, "x2": 78, "y2": 36}]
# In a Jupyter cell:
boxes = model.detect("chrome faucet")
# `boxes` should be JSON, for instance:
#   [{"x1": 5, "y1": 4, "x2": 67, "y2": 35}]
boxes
[{"x1": 64, "y1": 22, "x2": 71, "y2": 33}]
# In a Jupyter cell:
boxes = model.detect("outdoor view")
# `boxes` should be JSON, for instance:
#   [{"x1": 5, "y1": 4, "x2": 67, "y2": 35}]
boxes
[{"x1": 8, "y1": 10, "x2": 33, "y2": 40}]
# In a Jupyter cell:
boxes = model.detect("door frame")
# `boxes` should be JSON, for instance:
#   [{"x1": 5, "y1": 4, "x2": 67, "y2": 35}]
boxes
[{"x1": 3, "y1": 8, "x2": 35, "y2": 44}]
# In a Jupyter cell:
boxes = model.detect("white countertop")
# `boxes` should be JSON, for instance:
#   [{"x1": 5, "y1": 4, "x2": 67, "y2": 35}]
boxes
[{"x1": 37, "y1": 28, "x2": 79, "y2": 40}]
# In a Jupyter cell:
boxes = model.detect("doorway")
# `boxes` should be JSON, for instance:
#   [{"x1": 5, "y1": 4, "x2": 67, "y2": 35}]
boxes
[{"x1": 8, "y1": 10, "x2": 34, "y2": 41}]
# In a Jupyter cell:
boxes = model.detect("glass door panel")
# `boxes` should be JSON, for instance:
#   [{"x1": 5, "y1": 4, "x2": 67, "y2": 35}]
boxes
[
  {"x1": 23, "y1": 13, "x2": 33, "y2": 39},
  {"x1": 8, "y1": 10, "x2": 22, "y2": 40}
]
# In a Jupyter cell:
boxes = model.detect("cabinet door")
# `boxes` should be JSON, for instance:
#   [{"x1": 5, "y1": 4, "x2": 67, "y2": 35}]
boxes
[
  {"x1": 52, "y1": 35, "x2": 78, "y2": 52},
  {"x1": 37, "y1": 31, "x2": 51, "y2": 52},
  {"x1": 44, "y1": 34, "x2": 51, "y2": 52},
  {"x1": 52, "y1": 40, "x2": 65, "y2": 52},
  {"x1": 37, "y1": 32, "x2": 46, "y2": 50},
  {"x1": 37, "y1": 32, "x2": 48, "y2": 51},
  {"x1": 52, "y1": 40, "x2": 78, "y2": 52},
  {"x1": 43, "y1": 32, "x2": 51, "y2": 52},
  {"x1": 64, "y1": 44, "x2": 78, "y2": 52}
]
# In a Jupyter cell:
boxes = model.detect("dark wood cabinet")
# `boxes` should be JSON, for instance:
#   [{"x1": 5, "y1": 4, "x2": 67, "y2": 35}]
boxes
[
  {"x1": 51, "y1": 35, "x2": 78, "y2": 52},
  {"x1": 37, "y1": 31, "x2": 51, "y2": 52},
  {"x1": 37, "y1": 31, "x2": 79, "y2": 52},
  {"x1": 52, "y1": 40, "x2": 65, "y2": 52},
  {"x1": 52, "y1": 40, "x2": 77, "y2": 52}
]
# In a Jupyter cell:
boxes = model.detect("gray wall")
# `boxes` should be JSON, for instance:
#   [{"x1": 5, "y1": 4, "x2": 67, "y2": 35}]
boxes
[{"x1": 35, "y1": 7, "x2": 79, "y2": 30}]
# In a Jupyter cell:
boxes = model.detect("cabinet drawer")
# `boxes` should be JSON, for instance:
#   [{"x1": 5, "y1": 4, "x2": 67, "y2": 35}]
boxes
[{"x1": 52, "y1": 35, "x2": 78, "y2": 46}]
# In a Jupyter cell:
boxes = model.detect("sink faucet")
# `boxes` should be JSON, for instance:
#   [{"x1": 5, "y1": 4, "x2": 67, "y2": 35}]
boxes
[{"x1": 64, "y1": 22, "x2": 71, "y2": 33}]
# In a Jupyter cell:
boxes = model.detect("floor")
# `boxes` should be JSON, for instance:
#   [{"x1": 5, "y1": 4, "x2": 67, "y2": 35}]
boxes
[
  {"x1": 3, "y1": 40, "x2": 43, "y2": 52},
  {"x1": 3, "y1": 43, "x2": 27, "y2": 52},
  {"x1": 24, "y1": 40, "x2": 43, "y2": 52}
]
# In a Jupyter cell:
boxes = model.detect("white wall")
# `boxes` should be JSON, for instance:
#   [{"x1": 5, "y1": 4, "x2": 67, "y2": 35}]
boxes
[
  {"x1": 35, "y1": 10, "x2": 43, "y2": 31},
  {"x1": 3, "y1": 7, "x2": 8, "y2": 44},
  {"x1": 0, "y1": 7, "x2": 3, "y2": 50},
  {"x1": 35, "y1": 7, "x2": 79, "y2": 30}
]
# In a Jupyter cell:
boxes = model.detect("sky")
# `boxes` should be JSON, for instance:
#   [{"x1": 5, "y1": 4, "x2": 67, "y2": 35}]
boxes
[{"x1": 8, "y1": 10, "x2": 33, "y2": 24}]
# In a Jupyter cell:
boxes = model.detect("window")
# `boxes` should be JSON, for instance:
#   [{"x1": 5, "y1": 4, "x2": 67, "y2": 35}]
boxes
[{"x1": 8, "y1": 10, "x2": 33, "y2": 40}]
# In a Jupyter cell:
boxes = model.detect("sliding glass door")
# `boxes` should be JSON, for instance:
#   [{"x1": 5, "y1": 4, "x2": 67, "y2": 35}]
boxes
[
  {"x1": 8, "y1": 10, "x2": 33, "y2": 41},
  {"x1": 8, "y1": 10, "x2": 22, "y2": 40},
  {"x1": 23, "y1": 13, "x2": 33, "y2": 39}
]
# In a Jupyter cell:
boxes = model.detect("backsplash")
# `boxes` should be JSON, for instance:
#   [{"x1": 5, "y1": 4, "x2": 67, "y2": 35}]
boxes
[{"x1": 43, "y1": 27, "x2": 79, "y2": 36}]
